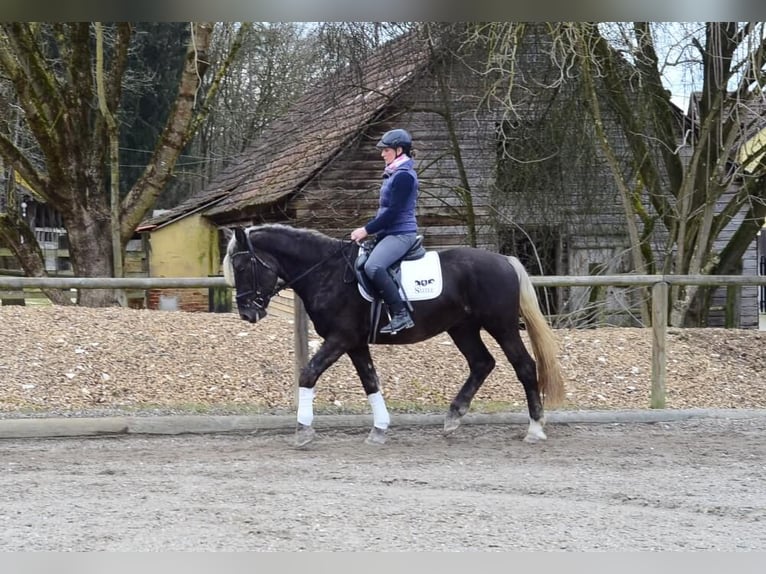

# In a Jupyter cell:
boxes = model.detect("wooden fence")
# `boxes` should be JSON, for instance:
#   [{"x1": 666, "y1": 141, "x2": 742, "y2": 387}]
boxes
[{"x1": 2, "y1": 274, "x2": 765, "y2": 409}]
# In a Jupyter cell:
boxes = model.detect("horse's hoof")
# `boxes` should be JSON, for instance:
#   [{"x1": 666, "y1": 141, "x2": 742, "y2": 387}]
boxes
[
  {"x1": 294, "y1": 424, "x2": 316, "y2": 447},
  {"x1": 443, "y1": 413, "x2": 462, "y2": 435},
  {"x1": 365, "y1": 426, "x2": 387, "y2": 445},
  {"x1": 523, "y1": 430, "x2": 547, "y2": 443},
  {"x1": 523, "y1": 418, "x2": 547, "y2": 443}
]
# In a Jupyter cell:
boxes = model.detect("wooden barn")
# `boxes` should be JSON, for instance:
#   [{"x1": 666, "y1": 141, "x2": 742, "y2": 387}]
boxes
[
  {"x1": 138, "y1": 25, "x2": 762, "y2": 327},
  {"x1": 139, "y1": 27, "x2": 557, "y2": 313}
]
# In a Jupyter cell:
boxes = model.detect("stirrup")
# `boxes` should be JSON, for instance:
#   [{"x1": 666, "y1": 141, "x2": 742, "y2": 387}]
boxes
[{"x1": 380, "y1": 311, "x2": 414, "y2": 335}]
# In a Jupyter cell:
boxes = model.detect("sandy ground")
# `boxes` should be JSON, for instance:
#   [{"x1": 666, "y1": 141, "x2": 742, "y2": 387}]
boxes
[{"x1": 0, "y1": 416, "x2": 764, "y2": 551}]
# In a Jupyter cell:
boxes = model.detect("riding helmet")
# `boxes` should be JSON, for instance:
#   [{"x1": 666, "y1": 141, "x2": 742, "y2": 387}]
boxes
[{"x1": 375, "y1": 128, "x2": 412, "y2": 154}]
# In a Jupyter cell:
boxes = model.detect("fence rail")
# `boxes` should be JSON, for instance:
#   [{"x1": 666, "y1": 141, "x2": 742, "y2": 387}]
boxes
[
  {"x1": 0, "y1": 276, "x2": 224, "y2": 289},
  {"x1": 2, "y1": 274, "x2": 765, "y2": 409},
  {"x1": 3, "y1": 274, "x2": 766, "y2": 290}
]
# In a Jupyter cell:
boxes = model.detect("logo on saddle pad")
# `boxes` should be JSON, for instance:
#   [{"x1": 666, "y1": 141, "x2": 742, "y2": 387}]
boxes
[{"x1": 358, "y1": 251, "x2": 443, "y2": 302}]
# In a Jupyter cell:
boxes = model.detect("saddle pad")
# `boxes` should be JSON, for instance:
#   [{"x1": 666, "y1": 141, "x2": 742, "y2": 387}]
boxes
[{"x1": 358, "y1": 251, "x2": 443, "y2": 302}]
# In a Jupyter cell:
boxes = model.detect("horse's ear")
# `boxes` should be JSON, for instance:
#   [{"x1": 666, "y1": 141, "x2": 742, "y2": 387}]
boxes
[
  {"x1": 234, "y1": 227, "x2": 247, "y2": 249},
  {"x1": 221, "y1": 227, "x2": 233, "y2": 244}
]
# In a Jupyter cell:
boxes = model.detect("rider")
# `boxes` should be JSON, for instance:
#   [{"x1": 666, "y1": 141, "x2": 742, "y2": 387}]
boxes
[{"x1": 351, "y1": 128, "x2": 420, "y2": 335}]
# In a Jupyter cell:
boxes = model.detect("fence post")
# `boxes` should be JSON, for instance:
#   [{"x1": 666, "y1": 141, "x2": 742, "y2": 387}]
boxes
[
  {"x1": 293, "y1": 294, "x2": 309, "y2": 408},
  {"x1": 651, "y1": 281, "x2": 668, "y2": 408}
]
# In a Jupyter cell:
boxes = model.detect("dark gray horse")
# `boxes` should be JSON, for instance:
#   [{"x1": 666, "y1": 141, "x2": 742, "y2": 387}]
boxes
[{"x1": 223, "y1": 224, "x2": 564, "y2": 447}]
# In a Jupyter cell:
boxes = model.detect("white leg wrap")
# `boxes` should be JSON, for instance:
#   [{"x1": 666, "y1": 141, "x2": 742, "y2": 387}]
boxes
[
  {"x1": 297, "y1": 387, "x2": 315, "y2": 426},
  {"x1": 368, "y1": 391, "x2": 390, "y2": 430},
  {"x1": 526, "y1": 418, "x2": 547, "y2": 441}
]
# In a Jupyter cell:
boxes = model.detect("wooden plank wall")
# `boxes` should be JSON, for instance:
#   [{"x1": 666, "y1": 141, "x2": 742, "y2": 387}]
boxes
[
  {"x1": 708, "y1": 183, "x2": 759, "y2": 327},
  {"x1": 290, "y1": 54, "x2": 499, "y2": 252}
]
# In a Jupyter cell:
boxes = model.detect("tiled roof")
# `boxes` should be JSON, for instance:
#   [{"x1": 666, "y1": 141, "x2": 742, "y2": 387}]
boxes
[{"x1": 140, "y1": 28, "x2": 431, "y2": 230}]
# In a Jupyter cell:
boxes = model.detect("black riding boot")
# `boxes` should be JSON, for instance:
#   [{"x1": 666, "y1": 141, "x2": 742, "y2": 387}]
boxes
[
  {"x1": 369, "y1": 268, "x2": 414, "y2": 335},
  {"x1": 380, "y1": 303, "x2": 414, "y2": 335}
]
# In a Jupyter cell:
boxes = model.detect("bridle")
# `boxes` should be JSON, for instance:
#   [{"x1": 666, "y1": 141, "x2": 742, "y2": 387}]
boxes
[
  {"x1": 230, "y1": 235, "x2": 282, "y2": 315},
  {"x1": 232, "y1": 234, "x2": 357, "y2": 313}
]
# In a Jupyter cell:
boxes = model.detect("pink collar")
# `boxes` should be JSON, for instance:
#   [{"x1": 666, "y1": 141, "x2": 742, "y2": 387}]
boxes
[{"x1": 384, "y1": 154, "x2": 411, "y2": 176}]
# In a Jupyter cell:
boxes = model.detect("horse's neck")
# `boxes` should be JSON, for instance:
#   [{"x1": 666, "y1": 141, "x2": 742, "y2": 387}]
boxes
[
  {"x1": 273, "y1": 246, "x2": 317, "y2": 278},
  {"x1": 255, "y1": 229, "x2": 338, "y2": 282}
]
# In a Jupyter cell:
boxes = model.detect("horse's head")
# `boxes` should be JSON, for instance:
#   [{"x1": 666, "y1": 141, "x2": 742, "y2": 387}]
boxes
[{"x1": 222, "y1": 227, "x2": 280, "y2": 323}]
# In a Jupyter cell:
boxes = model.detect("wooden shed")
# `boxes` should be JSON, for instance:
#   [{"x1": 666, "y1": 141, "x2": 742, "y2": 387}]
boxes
[{"x1": 136, "y1": 210, "x2": 221, "y2": 312}]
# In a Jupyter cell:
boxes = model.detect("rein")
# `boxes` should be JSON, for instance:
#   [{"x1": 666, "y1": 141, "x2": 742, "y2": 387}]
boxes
[
  {"x1": 235, "y1": 236, "x2": 357, "y2": 310},
  {"x1": 276, "y1": 240, "x2": 357, "y2": 293}
]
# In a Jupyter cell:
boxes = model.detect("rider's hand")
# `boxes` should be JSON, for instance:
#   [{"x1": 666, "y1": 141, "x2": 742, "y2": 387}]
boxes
[{"x1": 350, "y1": 227, "x2": 368, "y2": 243}]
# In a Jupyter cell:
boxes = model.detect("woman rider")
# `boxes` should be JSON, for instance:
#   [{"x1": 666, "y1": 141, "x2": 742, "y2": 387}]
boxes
[{"x1": 350, "y1": 128, "x2": 420, "y2": 335}]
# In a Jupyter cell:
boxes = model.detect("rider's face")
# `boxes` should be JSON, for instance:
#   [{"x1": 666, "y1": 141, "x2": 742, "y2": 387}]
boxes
[{"x1": 380, "y1": 147, "x2": 397, "y2": 165}]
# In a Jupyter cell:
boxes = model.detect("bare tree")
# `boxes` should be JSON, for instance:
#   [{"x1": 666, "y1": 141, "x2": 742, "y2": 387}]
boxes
[
  {"x1": 0, "y1": 22, "x2": 248, "y2": 306},
  {"x1": 165, "y1": 23, "x2": 323, "y2": 206},
  {"x1": 581, "y1": 22, "x2": 766, "y2": 326},
  {"x1": 474, "y1": 22, "x2": 766, "y2": 327}
]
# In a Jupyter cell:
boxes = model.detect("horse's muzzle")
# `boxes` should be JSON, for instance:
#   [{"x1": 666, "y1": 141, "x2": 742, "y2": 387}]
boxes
[{"x1": 238, "y1": 306, "x2": 267, "y2": 323}]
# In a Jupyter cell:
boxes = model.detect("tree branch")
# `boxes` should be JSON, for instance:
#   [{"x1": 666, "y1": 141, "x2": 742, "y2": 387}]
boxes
[
  {"x1": 0, "y1": 132, "x2": 51, "y2": 204},
  {"x1": 119, "y1": 22, "x2": 216, "y2": 240}
]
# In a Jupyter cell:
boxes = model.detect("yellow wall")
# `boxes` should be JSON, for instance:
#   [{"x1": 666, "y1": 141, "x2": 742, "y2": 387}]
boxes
[
  {"x1": 148, "y1": 214, "x2": 220, "y2": 278},
  {"x1": 739, "y1": 127, "x2": 766, "y2": 173},
  {"x1": 144, "y1": 214, "x2": 225, "y2": 312}
]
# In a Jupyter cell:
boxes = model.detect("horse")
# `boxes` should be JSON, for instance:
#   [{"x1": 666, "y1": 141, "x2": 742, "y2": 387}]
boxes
[{"x1": 222, "y1": 224, "x2": 564, "y2": 447}]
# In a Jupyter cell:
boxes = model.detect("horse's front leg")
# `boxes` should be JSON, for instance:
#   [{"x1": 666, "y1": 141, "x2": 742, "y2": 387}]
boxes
[
  {"x1": 294, "y1": 338, "x2": 346, "y2": 447},
  {"x1": 347, "y1": 345, "x2": 389, "y2": 446}
]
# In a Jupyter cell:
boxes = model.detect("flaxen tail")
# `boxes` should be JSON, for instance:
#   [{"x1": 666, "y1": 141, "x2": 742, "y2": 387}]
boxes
[{"x1": 507, "y1": 256, "x2": 565, "y2": 407}]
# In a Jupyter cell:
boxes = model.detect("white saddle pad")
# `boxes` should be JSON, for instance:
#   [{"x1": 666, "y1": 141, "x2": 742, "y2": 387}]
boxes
[{"x1": 358, "y1": 251, "x2": 443, "y2": 302}]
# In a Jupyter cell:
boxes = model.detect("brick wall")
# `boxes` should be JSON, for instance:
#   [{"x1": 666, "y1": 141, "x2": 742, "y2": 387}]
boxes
[{"x1": 146, "y1": 288, "x2": 211, "y2": 313}]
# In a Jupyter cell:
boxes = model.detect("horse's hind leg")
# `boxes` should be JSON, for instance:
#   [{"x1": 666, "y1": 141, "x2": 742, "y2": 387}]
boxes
[
  {"x1": 489, "y1": 328, "x2": 546, "y2": 442},
  {"x1": 444, "y1": 323, "x2": 496, "y2": 435},
  {"x1": 347, "y1": 345, "x2": 389, "y2": 446}
]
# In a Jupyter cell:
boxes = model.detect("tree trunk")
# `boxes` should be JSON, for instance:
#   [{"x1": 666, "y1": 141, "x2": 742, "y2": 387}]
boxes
[
  {"x1": 63, "y1": 207, "x2": 118, "y2": 307},
  {"x1": 0, "y1": 23, "x2": 226, "y2": 308}
]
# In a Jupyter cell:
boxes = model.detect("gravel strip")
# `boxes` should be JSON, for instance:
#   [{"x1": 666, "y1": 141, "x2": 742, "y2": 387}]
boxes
[{"x1": 1, "y1": 305, "x2": 763, "y2": 419}]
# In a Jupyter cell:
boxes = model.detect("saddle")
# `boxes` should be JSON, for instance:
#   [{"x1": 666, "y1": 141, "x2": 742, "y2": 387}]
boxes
[{"x1": 355, "y1": 236, "x2": 431, "y2": 343}]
